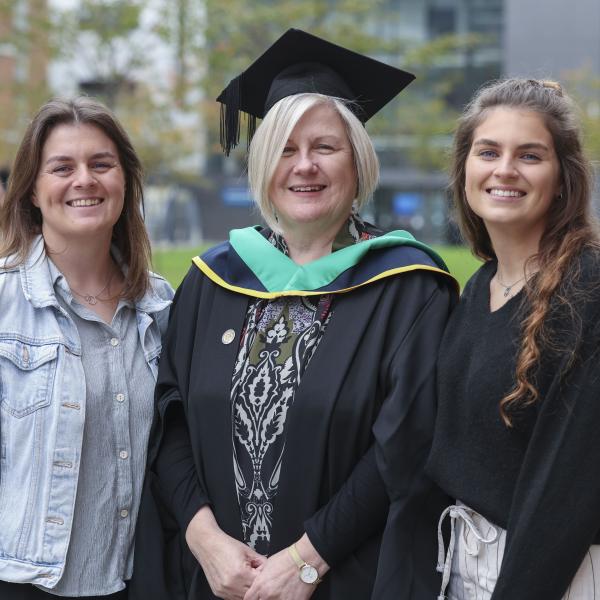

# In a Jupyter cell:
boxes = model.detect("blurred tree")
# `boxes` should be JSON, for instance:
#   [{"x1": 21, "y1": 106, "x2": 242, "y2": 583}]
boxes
[
  {"x1": 55, "y1": 0, "x2": 205, "y2": 181},
  {"x1": 0, "y1": 0, "x2": 52, "y2": 169},
  {"x1": 563, "y1": 68, "x2": 600, "y2": 163},
  {"x1": 390, "y1": 32, "x2": 489, "y2": 172},
  {"x1": 68, "y1": 0, "x2": 145, "y2": 108}
]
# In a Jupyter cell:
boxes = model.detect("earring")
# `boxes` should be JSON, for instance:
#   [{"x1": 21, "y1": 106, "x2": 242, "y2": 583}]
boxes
[{"x1": 558, "y1": 193, "x2": 564, "y2": 200}]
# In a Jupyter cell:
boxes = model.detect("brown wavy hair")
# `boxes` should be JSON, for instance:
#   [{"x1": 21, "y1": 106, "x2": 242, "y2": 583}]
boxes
[
  {"x1": 0, "y1": 97, "x2": 151, "y2": 300},
  {"x1": 450, "y1": 78, "x2": 599, "y2": 426}
]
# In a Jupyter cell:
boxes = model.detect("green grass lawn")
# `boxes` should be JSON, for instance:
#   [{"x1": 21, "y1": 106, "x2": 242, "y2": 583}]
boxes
[
  {"x1": 152, "y1": 243, "x2": 481, "y2": 291},
  {"x1": 432, "y1": 245, "x2": 482, "y2": 290},
  {"x1": 152, "y1": 246, "x2": 208, "y2": 289}
]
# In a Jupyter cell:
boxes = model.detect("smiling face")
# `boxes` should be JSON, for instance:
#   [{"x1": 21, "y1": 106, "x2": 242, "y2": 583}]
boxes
[
  {"x1": 268, "y1": 102, "x2": 357, "y2": 237},
  {"x1": 33, "y1": 123, "x2": 125, "y2": 249},
  {"x1": 465, "y1": 107, "x2": 561, "y2": 242}
]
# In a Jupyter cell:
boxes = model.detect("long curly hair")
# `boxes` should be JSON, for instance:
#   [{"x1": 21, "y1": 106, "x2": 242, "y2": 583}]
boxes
[
  {"x1": 0, "y1": 97, "x2": 151, "y2": 301},
  {"x1": 450, "y1": 78, "x2": 599, "y2": 426}
]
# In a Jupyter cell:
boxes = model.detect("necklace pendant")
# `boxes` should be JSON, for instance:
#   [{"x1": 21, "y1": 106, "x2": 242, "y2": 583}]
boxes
[
  {"x1": 503, "y1": 287, "x2": 511, "y2": 298},
  {"x1": 85, "y1": 295, "x2": 97, "y2": 305}
]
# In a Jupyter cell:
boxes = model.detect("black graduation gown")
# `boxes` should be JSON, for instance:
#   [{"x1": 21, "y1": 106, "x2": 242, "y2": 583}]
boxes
[{"x1": 130, "y1": 243, "x2": 456, "y2": 600}]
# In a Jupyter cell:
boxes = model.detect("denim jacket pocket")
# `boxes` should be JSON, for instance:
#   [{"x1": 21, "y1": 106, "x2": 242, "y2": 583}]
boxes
[{"x1": 0, "y1": 340, "x2": 58, "y2": 418}]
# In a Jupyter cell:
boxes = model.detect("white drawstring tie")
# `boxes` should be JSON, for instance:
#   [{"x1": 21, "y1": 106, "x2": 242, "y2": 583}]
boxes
[{"x1": 436, "y1": 504, "x2": 498, "y2": 600}]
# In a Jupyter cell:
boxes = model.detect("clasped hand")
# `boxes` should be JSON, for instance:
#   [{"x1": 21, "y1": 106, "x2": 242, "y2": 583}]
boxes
[
  {"x1": 186, "y1": 506, "x2": 265, "y2": 600},
  {"x1": 187, "y1": 508, "x2": 327, "y2": 600},
  {"x1": 242, "y1": 547, "x2": 314, "y2": 600}
]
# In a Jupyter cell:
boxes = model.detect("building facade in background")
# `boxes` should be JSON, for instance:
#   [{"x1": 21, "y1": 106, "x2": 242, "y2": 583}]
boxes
[{"x1": 504, "y1": 0, "x2": 600, "y2": 79}]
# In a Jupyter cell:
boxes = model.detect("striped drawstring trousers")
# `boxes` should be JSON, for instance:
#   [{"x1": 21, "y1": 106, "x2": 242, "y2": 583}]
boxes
[{"x1": 436, "y1": 502, "x2": 600, "y2": 600}]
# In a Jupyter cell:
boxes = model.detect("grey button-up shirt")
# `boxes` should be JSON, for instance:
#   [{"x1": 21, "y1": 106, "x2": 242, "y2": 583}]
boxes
[{"x1": 40, "y1": 261, "x2": 165, "y2": 596}]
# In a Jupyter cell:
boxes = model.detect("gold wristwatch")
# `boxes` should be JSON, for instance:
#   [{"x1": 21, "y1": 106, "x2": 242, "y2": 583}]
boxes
[{"x1": 287, "y1": 543, "x2": 322, "y2": 585}]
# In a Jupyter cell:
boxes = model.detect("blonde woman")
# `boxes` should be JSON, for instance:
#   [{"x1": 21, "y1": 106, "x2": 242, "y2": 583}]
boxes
[{"x1": 132, "y1": 29, "x2": 457, "y2": 600}]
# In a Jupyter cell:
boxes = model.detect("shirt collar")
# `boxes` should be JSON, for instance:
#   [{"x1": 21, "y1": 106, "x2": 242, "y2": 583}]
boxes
[
  {"x1": 20, "y1": 235, "x2": 58, "y2": 308},
  {"x1": 21, "y1": 235, "x2": 170, "y2": 315},
  {"x1": 47, "y1": 257, "x2": 75, "y2": 306}
]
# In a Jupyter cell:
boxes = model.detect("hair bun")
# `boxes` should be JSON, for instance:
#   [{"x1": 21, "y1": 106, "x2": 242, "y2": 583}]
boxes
[{"x1": 541, "y1": 80, "x2": 563, "y2": 96}]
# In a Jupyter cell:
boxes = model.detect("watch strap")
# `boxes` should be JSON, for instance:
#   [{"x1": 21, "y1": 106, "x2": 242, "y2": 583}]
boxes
[{"x1": 287, "y1": 543, "x2": 306, "y2": 569}]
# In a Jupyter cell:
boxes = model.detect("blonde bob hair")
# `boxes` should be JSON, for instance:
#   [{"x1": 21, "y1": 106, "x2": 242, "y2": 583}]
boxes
[{"x1": 247, "y1": 93, "x2": 379, "y2": 232}]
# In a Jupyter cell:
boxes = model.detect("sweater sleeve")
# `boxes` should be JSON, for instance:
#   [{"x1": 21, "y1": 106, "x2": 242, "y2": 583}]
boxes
[
  {"x1": 304, "y1": 281, "x2": 454, "y2": 579},
  {"x1": 492, "y1": 311, "x2": 600, "y2": 599},
  {"x1": 303, "y1": 445, "x2": 388, "y2": 566}
]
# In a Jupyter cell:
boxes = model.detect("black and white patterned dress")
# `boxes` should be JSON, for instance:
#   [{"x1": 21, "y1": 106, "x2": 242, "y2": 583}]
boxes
[{"x1": 230, "y1": 216, "x2": 374, "y2": 555}]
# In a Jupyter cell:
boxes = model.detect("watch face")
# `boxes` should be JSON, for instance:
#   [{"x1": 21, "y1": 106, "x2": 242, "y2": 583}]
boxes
[{"x1": 300, "y1": 565, "x2": 319, "y2": 584}]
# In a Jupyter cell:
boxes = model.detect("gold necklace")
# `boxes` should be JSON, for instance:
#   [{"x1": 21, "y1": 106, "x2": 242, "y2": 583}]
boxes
[
  {"x1": 69, "y1": 271, "x2": 115, "y2": 305},
  {"x1": 495, "y1": 272, "x2": 526, "y2": 298}
]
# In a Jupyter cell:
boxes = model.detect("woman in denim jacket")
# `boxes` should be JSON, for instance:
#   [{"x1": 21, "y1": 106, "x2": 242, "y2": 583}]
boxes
[{"x1": 0, "y1": 98, "x2": 173, "y2": 599}]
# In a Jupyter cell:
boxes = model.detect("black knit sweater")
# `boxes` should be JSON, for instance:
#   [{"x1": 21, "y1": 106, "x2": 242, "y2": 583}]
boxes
[{"x1": 427, "y1": 254, "x2": 600, "y2": 599}]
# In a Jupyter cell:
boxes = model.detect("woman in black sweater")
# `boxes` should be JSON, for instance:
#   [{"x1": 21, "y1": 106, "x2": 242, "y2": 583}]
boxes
[{"x1": 427, "y1": 78, "x2": 600, "y2": 599}]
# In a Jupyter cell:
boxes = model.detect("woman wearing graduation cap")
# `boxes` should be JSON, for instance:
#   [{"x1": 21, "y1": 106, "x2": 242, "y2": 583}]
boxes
[{"x1": 131, "y1": 29, "x2": 457, "y2": 600}]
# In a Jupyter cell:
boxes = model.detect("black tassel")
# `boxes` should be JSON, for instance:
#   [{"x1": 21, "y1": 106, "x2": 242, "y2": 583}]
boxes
[
  {"x1": 219, "y1": 75, "x2": 241, "y2": 156},
  {"x1": 246, "y1": 114, "x2": 257, "y2": 151}
]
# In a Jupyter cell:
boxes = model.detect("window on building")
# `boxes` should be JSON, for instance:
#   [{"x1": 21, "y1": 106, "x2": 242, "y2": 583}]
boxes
[{"x1": 428, "y1": 7, "x2": 456, "y2": 37}]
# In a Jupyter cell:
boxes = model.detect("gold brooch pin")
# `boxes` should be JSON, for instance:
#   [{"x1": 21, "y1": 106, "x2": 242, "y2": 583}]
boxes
[{"x1": 222, "y1": 329, "x2": 236, "y2": 345}]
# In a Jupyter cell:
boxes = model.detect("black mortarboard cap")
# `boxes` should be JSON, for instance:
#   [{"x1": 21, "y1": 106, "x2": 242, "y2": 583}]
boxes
[{"x1": 216, "y1": 28, "x2": 415, "y2": 155}]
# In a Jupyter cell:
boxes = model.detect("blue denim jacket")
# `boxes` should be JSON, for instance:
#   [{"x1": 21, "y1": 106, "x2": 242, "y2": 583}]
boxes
[{"x1": 0, "y1": 236, "x2": 173, "y2": 586}]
